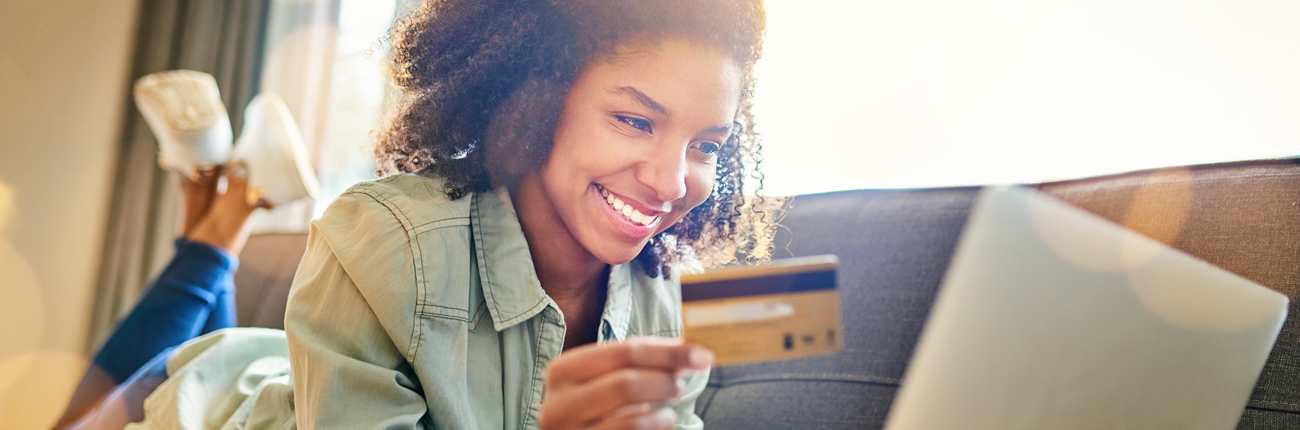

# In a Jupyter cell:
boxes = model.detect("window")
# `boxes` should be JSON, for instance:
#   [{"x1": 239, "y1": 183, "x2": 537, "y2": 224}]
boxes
[
  {"x1": 312, "y1": 0, "x2": 398, "y2": 218},
  {"x1": 752, "y1": 0, "x2": 1300, "y2": 195},
  {"x1": 315, "y1": 1, "x2": 1300, "y2": 202}
]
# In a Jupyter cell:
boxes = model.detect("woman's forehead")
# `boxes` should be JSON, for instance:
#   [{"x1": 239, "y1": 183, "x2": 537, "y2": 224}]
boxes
[
  {"x1": 603, "y1": 37, "x2": 738, "y2": 70},
  {"x1": 582, "y1": 39, "x2": 743, "y2": 117}
]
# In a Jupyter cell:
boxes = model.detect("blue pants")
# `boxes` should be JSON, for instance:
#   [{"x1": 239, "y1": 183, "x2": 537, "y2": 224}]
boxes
[
  {"x1": 60, "y1": 239, "x2": 238, "y2": 429},
  {"x1": 93, "y1": 238, "x2": 238, "y2": 384}
]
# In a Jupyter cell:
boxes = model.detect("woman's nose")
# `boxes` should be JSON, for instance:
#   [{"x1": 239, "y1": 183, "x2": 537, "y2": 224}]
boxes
[{"x1": 635, "y1": 144, "x2": 689, "y2": 203}]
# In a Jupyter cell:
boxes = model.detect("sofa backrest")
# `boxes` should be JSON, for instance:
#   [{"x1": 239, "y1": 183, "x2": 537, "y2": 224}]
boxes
[
  {"x1": 233, "y1": 232, "x2": 307, "y2": 329},
  {"x1": 1037, "y1": 159, "x2": 1299, "y2": 297},
  {"x1": 1038, "y1": 158, "x2": 1300, "y2": 429}
]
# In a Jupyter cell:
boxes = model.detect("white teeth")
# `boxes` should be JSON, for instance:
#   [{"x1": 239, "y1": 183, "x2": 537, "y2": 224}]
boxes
[{"x1": 600, "y1": 186, "x2": 657, "y2": 226}]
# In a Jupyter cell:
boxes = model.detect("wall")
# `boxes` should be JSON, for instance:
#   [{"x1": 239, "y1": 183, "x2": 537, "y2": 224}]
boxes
[{"x1": 0, "y1": 0, "x2": 142, "y2": 427}]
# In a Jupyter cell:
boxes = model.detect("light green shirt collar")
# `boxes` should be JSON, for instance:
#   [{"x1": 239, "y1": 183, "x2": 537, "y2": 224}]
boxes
[{"x1": 471, "y1": 187, "x2": 634, "y2": 341}]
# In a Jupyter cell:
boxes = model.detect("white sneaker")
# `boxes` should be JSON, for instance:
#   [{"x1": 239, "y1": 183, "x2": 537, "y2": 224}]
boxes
[
  {"x1": 231, "y1": 92, "x2": 321, "y2": 207},
  {"x1": 133, "y1": 70, "x2": 233, "y2": 175}
]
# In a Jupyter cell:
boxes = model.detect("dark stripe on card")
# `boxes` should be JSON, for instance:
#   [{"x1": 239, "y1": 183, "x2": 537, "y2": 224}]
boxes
[{"x1": 681, "y1": 270, "x2": 836, "y2": 301}]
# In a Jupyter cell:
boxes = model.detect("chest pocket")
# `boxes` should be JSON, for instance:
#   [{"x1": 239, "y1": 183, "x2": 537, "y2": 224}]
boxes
[{"x1": 412, "y1": 218, "x2": 475, "y2": 322}]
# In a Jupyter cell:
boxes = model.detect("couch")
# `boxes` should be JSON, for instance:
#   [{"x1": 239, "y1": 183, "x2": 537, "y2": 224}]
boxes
[{"x1": 234, "y1": 157, "x2": 1300, "y2": 429}]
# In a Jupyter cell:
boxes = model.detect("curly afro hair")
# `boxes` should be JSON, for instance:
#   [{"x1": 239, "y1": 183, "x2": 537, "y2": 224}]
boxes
[{"x1": 375, "y1": 0, "x2": 775, "y2": 278}]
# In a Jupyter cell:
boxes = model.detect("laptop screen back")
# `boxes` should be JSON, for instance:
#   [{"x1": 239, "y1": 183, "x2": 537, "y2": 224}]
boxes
[{"x1": 883, "y1": 186, "x2": 1287, "y2": 430}]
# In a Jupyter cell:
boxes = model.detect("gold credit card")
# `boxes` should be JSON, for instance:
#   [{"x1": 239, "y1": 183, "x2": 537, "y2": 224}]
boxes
[{"x1": 680, "y1": 255, "x2": 842, "y2": 366}]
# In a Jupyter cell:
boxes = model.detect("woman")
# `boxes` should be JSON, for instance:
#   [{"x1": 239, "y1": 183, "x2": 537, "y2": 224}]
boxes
[
  {"x1": 288, "y1": 0, "x2": 768, "y2": 427},
  {"x1": 75, "y1": 0, "x2": 771, "y2": 428}
]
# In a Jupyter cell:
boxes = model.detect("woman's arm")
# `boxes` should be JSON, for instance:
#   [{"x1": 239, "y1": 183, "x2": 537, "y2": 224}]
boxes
[{"x1": 285, "y1": 191, "x2": 429, "y2": 429}]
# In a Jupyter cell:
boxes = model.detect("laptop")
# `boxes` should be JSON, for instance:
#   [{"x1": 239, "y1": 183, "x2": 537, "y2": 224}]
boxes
[{"x1": 882, "y1": 186, "x2": 1288, "y2": 430}]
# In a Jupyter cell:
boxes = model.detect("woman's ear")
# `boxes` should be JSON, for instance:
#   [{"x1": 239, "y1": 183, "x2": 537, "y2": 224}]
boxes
[{"x1": 484, "y1": 77, "x2": 568, "y2": 187}]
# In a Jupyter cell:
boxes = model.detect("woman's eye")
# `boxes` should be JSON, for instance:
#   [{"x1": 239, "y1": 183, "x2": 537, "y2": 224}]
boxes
[
  {"x1": 696, "y1": 141, "x2": 721, "y2": 156},
  {"x1": 617, "y1": 115, "x2": 652, "y2": 132}
]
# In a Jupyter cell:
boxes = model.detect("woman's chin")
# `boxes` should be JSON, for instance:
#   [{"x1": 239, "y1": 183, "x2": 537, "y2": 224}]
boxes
[{"x1": 587, "y1": 241, "x2": 649, "y2": 266}]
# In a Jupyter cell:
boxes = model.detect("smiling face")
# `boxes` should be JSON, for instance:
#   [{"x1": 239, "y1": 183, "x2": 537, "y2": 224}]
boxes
[{"x1": 522, "y1": 39, "x2": 743, "y2": 266}]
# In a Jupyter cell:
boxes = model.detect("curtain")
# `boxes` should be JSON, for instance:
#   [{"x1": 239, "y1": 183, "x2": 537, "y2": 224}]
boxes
[
  {"x1": 87, "y1": 0, "x2": 270, "y2": 351},
  {"x1": 88, "y1": 0, "x2": 343, "y2": 351},
  {"x1": 251, "y1": 0, "x2": 340, "y2": 234}
]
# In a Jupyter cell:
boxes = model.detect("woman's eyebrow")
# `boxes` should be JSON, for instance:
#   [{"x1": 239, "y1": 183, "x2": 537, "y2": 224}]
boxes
[
  {"x1": 611, "y1": 86, "x2": 668, "y2": 116},
  {"x1": 703, "y1": 124, "x2": 733, "y2": 134}
]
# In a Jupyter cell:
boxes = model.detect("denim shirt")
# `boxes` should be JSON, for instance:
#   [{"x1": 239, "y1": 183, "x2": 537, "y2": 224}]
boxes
[{"x1": 285, "y1": 173, "x2": 708, "y2": 429}]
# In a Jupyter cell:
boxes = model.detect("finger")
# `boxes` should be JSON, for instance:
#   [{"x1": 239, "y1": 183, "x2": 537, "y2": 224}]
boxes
[
  {"x1": 555, "y1": 368, "x2": 680, "y2": 424},
  {"x1": 603, "y1": 403, "x2": 653, "y2": 421},
  {"x1": 548, "y1": 338, "x2": 713, "y2": 387},
  {"x1": 588, "y1": 407, "x2": 676, "y2": 430}
]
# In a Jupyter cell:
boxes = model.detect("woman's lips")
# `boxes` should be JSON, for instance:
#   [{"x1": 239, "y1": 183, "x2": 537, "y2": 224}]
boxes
[
  {"x1": 598, "y1": 185, "x2": 661, "y2": 225},
  {"x1": 595, "y1": 184, "x2": 660, "y2": 238}
]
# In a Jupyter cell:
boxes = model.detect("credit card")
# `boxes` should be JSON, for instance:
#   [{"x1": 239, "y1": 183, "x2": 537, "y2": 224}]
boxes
[{"x1": 680, "y1": 255, "x2": 842, "y2": 366}]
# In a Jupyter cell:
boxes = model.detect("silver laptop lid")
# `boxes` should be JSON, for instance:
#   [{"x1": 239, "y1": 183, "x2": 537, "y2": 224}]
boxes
[{"x1": 884, "y1": 186, "x2": 1287, "y2": 430}]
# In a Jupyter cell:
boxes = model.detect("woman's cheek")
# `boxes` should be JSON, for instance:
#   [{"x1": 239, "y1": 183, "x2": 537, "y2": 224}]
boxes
[{"x1": 684, "y1": 163, "x2": 717, "y2": 209}]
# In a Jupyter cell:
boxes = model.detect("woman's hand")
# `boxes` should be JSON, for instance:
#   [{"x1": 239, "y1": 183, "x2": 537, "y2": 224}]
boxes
[{"x1": 538, "y1": 337, "x2": 714, "y2": 430}]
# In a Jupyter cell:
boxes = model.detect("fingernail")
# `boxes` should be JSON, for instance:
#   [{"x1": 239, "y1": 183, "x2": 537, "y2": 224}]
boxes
[{"x1": 688, "y1": 347, "x2": 714, "y2": 368}]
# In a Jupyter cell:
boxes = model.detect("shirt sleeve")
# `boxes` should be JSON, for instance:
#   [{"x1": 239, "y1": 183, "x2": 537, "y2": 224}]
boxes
[
  {"x1": 674, "y1": 367, "x2": 712, "y2": 430},
  {"x1": 284, "y1": 190, "x2": 429, "y2": 430}
]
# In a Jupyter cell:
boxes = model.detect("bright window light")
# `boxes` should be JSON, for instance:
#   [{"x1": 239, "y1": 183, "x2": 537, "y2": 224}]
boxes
[
  {"x1": 313, "y1": 0, "x2": 397, "y2": 217},
  {"x1": 320, "y1": 1, "x2": 1300, "y2": 201},
  {"x1": 752, "y1": 0, "x2": 1300, "y2": 196}
]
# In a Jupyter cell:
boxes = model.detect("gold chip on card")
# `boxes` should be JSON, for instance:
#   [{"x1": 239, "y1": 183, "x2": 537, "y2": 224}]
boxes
[{"x1": 680, "y1": 255, "x2": 842, "y2": 366}]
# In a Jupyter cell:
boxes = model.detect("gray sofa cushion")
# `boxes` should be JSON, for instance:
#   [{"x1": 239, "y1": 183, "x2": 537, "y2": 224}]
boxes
[{"x1": 695, "y1": 187, "x2": 977, "y2": 429}]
